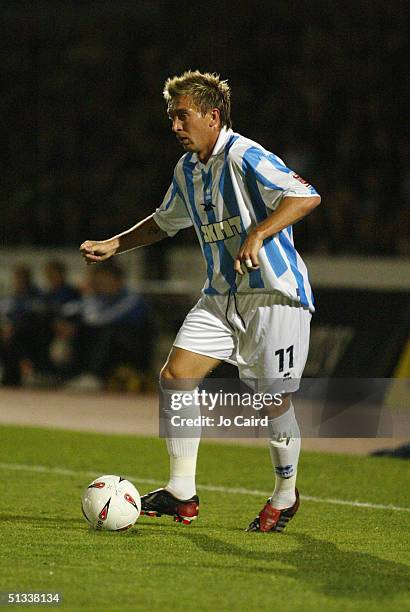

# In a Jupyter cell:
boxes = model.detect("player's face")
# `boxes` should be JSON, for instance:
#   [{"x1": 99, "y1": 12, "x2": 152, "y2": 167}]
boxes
[{"x1": 168, "y1": 96, "x2": 219, "y2": 162}]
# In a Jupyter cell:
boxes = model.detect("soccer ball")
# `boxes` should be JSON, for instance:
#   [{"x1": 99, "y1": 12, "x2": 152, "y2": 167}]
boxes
[{"x1": 81, "y1": 475, "x2": 141, "y2": 531}]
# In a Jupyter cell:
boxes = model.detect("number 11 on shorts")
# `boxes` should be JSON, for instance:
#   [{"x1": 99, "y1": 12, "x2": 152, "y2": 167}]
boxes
[{"x1": 275, "y1": 345, "x2": 294, "y2": 373}]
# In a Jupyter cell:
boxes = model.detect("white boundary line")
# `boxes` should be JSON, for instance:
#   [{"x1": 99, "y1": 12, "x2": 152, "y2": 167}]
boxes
[{"x1": 0, "y1": 462, "x2": 409, "y2": 513}]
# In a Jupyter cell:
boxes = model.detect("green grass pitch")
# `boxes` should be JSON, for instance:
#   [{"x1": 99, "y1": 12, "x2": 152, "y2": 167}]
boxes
[{"x1": 0, "y1": 425, "x2": 409, "y2": 611}]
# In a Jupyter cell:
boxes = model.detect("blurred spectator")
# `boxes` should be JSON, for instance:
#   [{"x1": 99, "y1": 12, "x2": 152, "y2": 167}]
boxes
[
  {"x1": 51, "y1": 262, "x2": 154, "y2": 389},
  {"x1": 0, "y1": 264, "x2": 43, "y2": 323},
  {"x1": 0, "y1": 264, "x2": 45, "y2": 385},
  {"x1": 43, "y1": 260, "x2": 80, "y2": 314},
  {"x1": 47, "y1": 316, "x2": 81, "y2": 382},
  {"x1": 28, "y1": 259, "x2": 82, "y2": 383}
]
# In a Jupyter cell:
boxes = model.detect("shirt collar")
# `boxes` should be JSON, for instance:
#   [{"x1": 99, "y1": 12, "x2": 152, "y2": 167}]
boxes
[{"x1": 191, "y1": 127, "x2": 233, "y2": 164}]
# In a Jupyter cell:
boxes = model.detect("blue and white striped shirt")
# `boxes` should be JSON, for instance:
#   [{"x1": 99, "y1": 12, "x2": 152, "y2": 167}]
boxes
[{"x1": 153, "y1": 128, "x2": 319, "y2": 311}]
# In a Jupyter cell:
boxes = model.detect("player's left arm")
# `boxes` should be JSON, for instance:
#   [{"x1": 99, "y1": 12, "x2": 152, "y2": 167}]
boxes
[{"x1": 234, "y1": 195, "x2": 321, "y2": 274}]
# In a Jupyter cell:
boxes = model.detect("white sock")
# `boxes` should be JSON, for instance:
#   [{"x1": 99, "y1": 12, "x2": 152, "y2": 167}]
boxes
[
  {"x1": 267, "y1": 403, "x2": 300, "y2": 509},
  {"x1": 161, "y1": 387, "x2": 200, "y2": 500},
  {"x1": 166, "y1": 444, "x2": 198, "y2": 500}
]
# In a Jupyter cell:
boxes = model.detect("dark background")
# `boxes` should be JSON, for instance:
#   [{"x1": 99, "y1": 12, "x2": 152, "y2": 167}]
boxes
[{"x1": 1, "y1": 1, "x2": 408, "y2": 261}]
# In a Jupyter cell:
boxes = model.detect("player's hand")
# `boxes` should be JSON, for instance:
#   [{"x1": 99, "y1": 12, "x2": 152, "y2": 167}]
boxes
[
  {"x1": 79, "y1": 238, "x2": 119, "y2": 264},
  {"x1": 234, "y1": 231, "x2": 262, "y2": 275}
]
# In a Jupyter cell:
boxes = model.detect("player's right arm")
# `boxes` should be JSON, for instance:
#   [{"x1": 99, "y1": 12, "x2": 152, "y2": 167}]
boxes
[{"x1": 80, "y1": 214, "x2": 167, "y2": 264}]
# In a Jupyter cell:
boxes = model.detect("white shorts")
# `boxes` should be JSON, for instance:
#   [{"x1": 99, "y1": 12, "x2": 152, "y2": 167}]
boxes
[{"x1": 174, "y1": 292, "x2": 311, "y2": 393}]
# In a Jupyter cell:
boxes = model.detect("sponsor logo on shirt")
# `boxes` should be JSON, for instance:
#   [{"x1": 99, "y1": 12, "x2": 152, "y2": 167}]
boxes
[{"x1": 200, "y1": 215, "x2": 242, "y2": 244}]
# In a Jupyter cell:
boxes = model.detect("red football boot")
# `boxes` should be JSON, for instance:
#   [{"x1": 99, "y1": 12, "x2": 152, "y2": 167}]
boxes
[
  {"x1": 140, "y1": 488, "x2": 199, "y2": 525},
  {"x1": 246, "y1": 489, "x2": 299, "y2": 532}
]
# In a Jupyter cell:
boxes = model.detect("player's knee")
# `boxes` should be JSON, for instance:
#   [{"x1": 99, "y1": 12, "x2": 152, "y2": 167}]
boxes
[
  {"x1": 159, "y1": 364, "x2": 198, "y2": 394},
  {"x1": 262, "y1": 393, "x2": 292, "y2": 418},
  {"x1": 160, "y1": 363, "x2": 183, "y2": 383}
]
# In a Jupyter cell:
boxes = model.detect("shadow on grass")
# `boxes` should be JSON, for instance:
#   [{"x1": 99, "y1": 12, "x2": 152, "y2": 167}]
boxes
[
  {"x1": 0, "y1": 513, "x2": 204, "y2": 533},
  {"x1": 136, "y1": 520, "x2": 209, "y2": 530},
  {"x1": 178, "y1": 530, "x2": 410, "y2": 601},
  {"x1": 0, "y1": 513, "x2": 84, "y2": 526}
]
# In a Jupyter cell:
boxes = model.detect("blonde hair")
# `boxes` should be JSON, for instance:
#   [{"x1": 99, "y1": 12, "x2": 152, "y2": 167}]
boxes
[{"x1": 163, "y1": 70, "x2": 232, "y2": 129}]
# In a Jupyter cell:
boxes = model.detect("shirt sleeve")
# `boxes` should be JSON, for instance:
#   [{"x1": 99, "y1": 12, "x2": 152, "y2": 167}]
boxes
[
  {"x1": 240, "y1": 146, "x2": 319, "y2": 211},
  {"x1": 152, "y1": 173, "x2": 193, "y2": 237}
]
